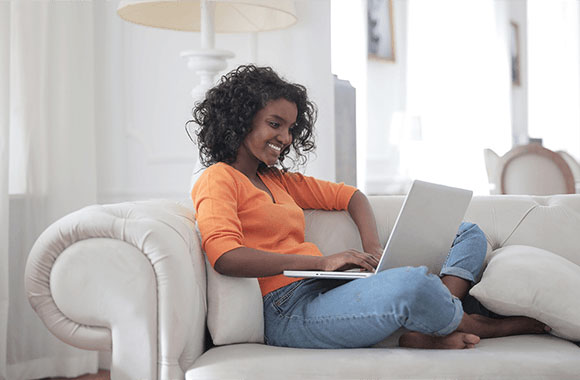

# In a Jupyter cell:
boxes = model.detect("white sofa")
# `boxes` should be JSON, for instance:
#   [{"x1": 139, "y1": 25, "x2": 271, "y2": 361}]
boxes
[{"x1": 25, "y1": 195, "x2": 580, "y2": 380}]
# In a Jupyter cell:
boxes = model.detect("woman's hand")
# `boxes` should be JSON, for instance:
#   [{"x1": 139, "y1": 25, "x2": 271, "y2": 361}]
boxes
[{"x1": 320, "y1": 249, "x2": 380, "y2": 272}]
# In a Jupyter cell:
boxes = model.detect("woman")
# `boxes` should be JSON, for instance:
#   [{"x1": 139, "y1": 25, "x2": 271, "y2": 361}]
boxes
[{"x1": 188, "y1": 65, "x2": 549, "y2": 349}]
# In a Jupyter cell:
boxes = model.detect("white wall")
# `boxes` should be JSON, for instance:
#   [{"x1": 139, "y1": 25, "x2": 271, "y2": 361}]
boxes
[
  {"x1": 366, "y1": 0, "x2": 408, "y2": 194},
  {"x1": 95, "y1": 1, "x2": 334, "y2": 203},
  {"x1": 506, "y1": 0, "x2": 529, "y2": 146},
  {"x1": 363, "y1": 0, "x2": 528, "y2": 194},
  {"x1": 527, "y1": 0, "x2": 580, "y2": 158},
  {"x1": 331, "y1": 0, "x2": 367, "y2": 190},
  {"x1": 331, "y1": 0, "x2": 408, "y2": 194}
]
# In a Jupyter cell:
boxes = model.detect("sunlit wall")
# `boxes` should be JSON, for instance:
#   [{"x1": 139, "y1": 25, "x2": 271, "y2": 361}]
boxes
[{"x1": 528, "y1": 0, "x2": 580, "y2": 159}]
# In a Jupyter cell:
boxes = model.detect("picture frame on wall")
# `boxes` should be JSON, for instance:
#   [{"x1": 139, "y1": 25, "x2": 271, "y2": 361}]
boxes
[
  {"x1": 368, "y1": 0, "x2": 396, "y2": 62},
  {"x1": 510, "y1": 21, "x2": 521, "y2": 86}
]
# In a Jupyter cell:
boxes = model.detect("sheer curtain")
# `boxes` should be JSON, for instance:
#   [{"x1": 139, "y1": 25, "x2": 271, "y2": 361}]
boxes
[
  {"x1": 1, "y1": 2, "x2": 10, "y2": 378},
  {"x1": 405, "y1": 0, "x2": 512, "y2": 194},
  {"x1": 1, "y1": 1, "x2": 100, "y2": 379}
]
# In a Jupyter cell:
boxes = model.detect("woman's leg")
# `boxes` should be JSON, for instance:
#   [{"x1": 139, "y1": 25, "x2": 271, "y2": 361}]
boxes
[
  {"x1": 400, "y1": 223, "x2": 549, "y2": 349},
  {"x1": 400, "y1": 223, "x2": 486, "y2": 348},
  {"x1": 263, "y1": 266, "x2": 465, "y2": 349},
  {"x1": 439, "y1": 222, "x2": 487, "y2": 299}
]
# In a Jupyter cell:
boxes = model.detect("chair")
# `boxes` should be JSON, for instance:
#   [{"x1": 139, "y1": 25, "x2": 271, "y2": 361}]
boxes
[
  {"x1": 483, "y1": 144, "x2": 575, "y2": 195},
  {"x1": 557, "y1": 150, "x2": 580, "y2": 193}
]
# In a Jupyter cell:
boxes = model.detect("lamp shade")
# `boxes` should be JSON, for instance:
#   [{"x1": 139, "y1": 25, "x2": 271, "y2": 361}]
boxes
[{"x1": 117, "y1": 0, "x2": 297, "y2": 32}]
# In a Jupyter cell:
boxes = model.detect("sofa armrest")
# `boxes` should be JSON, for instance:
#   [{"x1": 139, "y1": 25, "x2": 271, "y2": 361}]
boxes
[{"x1": 25, "y1": 200, "x2": 207, "y2": 380}]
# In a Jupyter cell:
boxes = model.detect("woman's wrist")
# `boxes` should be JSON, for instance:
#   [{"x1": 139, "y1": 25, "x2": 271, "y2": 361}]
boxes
[
  {"x1": 348, "y1": 191, "x2": 382, "y2": 257},
  {"x1": 306, "y1": 254, "x2": 327, "y2": 271},
  {"x1": 315, "y1": 255, "x2": 329, "y2": 271},
  {"x1": 283, "y1": 252, "x2": 327, "y2": 272},
  {"x1": 363, "y1": 243, "x2": 383, "y2": 256}
]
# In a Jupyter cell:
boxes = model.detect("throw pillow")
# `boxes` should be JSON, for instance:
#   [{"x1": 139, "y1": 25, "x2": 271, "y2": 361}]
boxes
[
  {"x1": 470, "y1": 245, "x2": 580, "y2": 341},
  {"x1": 194, "y1": 221, "x2": 263, "y2": 345},
  {"x1": 205, "y1": 257, "x2": 264, "y2": 345}
]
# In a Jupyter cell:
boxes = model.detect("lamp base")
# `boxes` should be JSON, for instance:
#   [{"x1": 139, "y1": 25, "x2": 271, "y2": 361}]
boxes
[{"x1": 180, "y1": 48, "x2": 235, "y2": 100}]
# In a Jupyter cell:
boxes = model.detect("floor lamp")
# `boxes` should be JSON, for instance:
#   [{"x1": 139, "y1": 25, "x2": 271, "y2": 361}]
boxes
[{"x1": 117, "y1": 0, "x2": 297, "y2": 101}]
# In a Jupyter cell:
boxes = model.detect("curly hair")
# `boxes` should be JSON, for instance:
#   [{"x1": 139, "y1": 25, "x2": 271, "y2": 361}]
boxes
[{"x1": 186, "y1": 65, "x2": 317, "y2": 171}]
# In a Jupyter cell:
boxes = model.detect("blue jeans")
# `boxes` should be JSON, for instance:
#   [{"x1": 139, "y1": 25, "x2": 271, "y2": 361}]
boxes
[{"x1": 263, "y1": 222, "x2": 487, "y2": 348}]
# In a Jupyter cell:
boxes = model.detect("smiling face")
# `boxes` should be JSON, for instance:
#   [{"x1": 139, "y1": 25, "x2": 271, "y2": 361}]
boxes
[{"x1": 233, "y1": 98, "x2": 298, "y2": 174}]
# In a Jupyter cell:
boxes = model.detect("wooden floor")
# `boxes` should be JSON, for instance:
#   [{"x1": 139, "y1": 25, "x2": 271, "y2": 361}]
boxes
[{"x1": 48, "y1": 370, "x2": 110, "y2": 380}]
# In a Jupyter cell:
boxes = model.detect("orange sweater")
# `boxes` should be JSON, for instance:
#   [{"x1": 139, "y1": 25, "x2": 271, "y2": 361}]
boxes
[{"x1": 192, "y1": 162, "x2": 358, "y2": 296}]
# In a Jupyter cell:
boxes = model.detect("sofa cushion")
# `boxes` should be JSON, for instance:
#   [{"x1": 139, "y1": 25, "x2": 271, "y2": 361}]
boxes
[
  {"x1": 470, "y1": 245, "x2": 580, "y2": 341},
  {"x1": 185, "y1": 335, "x2": 580, "y2": 380}
]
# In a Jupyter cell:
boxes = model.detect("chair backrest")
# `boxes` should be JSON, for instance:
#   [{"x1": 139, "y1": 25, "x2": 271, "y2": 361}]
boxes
[
  {"x1": 557, "y1": 150, "x2": 580, "y2": 193},
  {"x1": 500, "y1": 144, "x2": 575, "y2": 195}
]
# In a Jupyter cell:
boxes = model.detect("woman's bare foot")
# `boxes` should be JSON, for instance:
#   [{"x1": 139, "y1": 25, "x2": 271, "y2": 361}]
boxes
[
  {"x1": 398, "y1": 314, "x2": 549, "y2": 350},
  {"x1": 458, "y1": 314, "x2": 550, "y2": 338},
  {"x1": 399, "y1": 331, "x2": 480, "y2": 349}
]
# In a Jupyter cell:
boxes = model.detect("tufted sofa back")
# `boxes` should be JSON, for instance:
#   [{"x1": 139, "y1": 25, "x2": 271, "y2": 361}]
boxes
[{"x1": 304, "y1": 195, "x2": 580, "y2": 268}]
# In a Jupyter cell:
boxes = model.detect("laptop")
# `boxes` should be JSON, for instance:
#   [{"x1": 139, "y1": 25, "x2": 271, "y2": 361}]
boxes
[{"x1": 283, "y1": 180, "x2": 473, "y2": 280}]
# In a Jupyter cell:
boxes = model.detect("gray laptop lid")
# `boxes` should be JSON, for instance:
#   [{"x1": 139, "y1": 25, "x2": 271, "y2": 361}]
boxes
[
  {"x1": 375, "y1": 180, "x2": 473, "y2": 274},
  {"x1": 283, "y1": 180, "x2": 473, "y2": 280}
]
